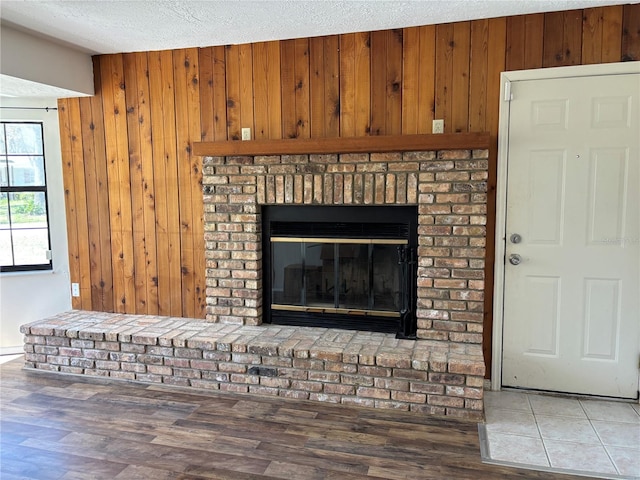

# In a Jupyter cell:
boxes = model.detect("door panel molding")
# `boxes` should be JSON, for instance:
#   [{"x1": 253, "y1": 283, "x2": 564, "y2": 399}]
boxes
[{"x1": 492, "y1": 61, "x2": 640, "y2": 391}]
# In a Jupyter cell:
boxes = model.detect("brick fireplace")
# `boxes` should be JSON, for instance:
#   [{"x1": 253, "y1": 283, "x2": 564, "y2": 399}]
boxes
[
  {"x1": 202, "y1": 148, "x2": 488, "y2": 345},
  {"x1": 21, "y1": 136, "x2": 491, "y2": 420}
]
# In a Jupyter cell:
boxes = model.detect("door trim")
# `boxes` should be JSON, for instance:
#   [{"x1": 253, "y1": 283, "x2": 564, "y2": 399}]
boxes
[{"x1": 491, "y1": 61, "x2": 640, "y2": 391}]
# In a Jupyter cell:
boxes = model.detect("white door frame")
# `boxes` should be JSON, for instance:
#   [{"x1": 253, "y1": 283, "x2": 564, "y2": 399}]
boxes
[{"x1": 491, "y1": 61, "x2": 640, "y2": 391}]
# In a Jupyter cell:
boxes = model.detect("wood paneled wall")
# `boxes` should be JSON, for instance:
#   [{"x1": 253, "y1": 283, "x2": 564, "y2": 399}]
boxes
[{"x1": 59, "y1": 6, "x2": 639, "y2": 326}]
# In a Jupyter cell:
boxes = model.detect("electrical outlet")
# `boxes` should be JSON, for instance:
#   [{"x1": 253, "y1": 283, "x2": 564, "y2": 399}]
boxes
[
  {"x1": 241, "y1": 128, "x2": 251, "y2": 140},
  {"x1": 432, "y1": 119, "x2": 444, "y2": 134},
  {"x1": 71, "y1": 283, "x2": 80, "y2": 297}
]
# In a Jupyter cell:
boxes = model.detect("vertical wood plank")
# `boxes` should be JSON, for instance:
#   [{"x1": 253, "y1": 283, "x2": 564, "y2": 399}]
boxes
[
  {"x1": 451, "y1": 22, "x2": 471, "y2": 133},
  {"x1": 294, "y1": 38, "x2": 311, "y2": 138},
  {"x1": 67, "y1": 98, "x2": 92, "y2": 310},
  {"x1": 68, "y1": 98, "x2": 92, "y2": 310},
  {"x1": 435, "y1": 24, "x2": 454, "y2": 133},
  {"x1": 239, "y1": 43, "x2": 254, "y2": 139},
  {"x1": 148, "y1": 50, "x2": 182, "y2": 316},
  {"x1": 386, "y1": 30, "x2": 403, "y2": 135},
  {"x1": 563, "y1": 9, "x2": 583, "y2": 65},
  {"x1": 310, "y1": 36, "x2": 340, "y2": 138},
  {"x1": 280, "y1": 39, "x2": 297, "y2": 138},
  {"x1": 506, "y1": 16, "x2": 525, "y2": 71},
  {"x1": 601, "y1": 5, "x2": 623, "y2": 62},
  {"x1": 136, "y1": 52, "x2": 159, "y2": 314},
  {"x1": 323, "y1": 36, "x2": 340, "y2": 138},
  {"x1": 339, "y1": 33, "x2": 356, "y2": 137},
  {"x1": 543, "y1": 11, "x2": 566, "y2": 67},
  {"x1": 101, "y1": 54, "x2": 136, "y2": 313},
  {"x1": 173, "y1": 48, "x2": 203, "y2": 318},
  {"x1": 402, "y1": 27, "x2": 420, "y2": 134},
  {"x1": 57, "y1": 99, "x2": 81, "y2": 310},
  {"x1": 253, "y1": 42, "x2": 271, "y2": 139},
  {"x1": 582, "y1": 7, "x2": 604, "y2": 64},
  {"x1": 354, "y1": 32, "x2": 371, "y2": 136},
  {"x1": 87, "y1": 59, "x2": 114, "y2": 311},
  {"x1": 309, "y1": 36, "x2": 325, "y2": 138},
  {"x1": 225, "y1": 45, "x2": 242, "y2": 140},
  {"x1": 254, "y1": 41, "x2": 283, "y2": 139},
  {"x1": 339, "y1": 33, "x2": 373, "y2": 137},
  {"x1": 78, "y1": 93, "x2": 110, "y2": 312},
  {"x1": 199, "y1": 47, "x2": 215, "y2": 142},
  {"x1": 78, "y1": 96, "x2": 99, "y2": 309},
  {"x1": 622, "y1": 4, "x2": 640, "y2": 61},
  {"x1": 212, "y1": 46, "x2": 228, "y2": 141},
  {"x1": 123, "y1": 52, "x2": 148, "y2": 313},
  {"x1": 469, "y1": 19, "x2": 488, "y2": 132},
  {"x1": 265, "y1": 41, "x2": 283, "y2": 140},
  {"x1": 370, "y1": 30, "x2": 387, "y2": 136},
  {"x1": 523, "y1": 14, "x2": 544, "y2": 69},
  {"x1": 417, "y1": 26, "x2": 436, "y2": 134}
]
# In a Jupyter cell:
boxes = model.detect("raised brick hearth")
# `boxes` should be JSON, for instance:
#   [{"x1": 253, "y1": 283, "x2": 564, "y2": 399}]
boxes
[
  {"x1": 21, "y1": 310, "x2": 485, "y2": 419},
  {"x1": 22, "y1": 147, "x2": 489, "y2": 420}
]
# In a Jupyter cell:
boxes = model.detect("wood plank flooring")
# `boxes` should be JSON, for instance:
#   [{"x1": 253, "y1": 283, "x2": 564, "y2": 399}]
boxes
[{"x1": 0, "y1": 359, "x2": 590, "y2": 480}]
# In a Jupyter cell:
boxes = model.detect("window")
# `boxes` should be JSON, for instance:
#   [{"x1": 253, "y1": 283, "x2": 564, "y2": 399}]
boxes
[{"x1": 0, "y1": 122, "x2": 52, "y2": 272}]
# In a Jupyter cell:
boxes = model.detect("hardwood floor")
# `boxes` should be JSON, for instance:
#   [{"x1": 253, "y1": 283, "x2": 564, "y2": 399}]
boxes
[{"x1": 1, "y1": 359, "x2": 589, "y2": 480}]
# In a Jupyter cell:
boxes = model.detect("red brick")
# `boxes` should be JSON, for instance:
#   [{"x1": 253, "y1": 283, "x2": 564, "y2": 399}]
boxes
[
  {"x1": 340, "y1": 374, "x2": 374, "y2": 386},
  {"x1": 428, "y1": 395, "x2": 464, "y2": 408},
  {"x1": 355, "y1": 362, "x2": 384, "y2": 376},
  {"x1": 279, "y1": 390, "x2": 310, "y2": 400},
  {"x1": 342, "y1": 397, "x2": 375, "y2": 408},
  {"x1": 392, "y1": 369, "x2": 429, "y2": 381},
  {"x1": 260, "y1": 377, "x2": 290, "y2": 388},
  {"x1": 230, "y1": 374, "x2": 260, "y2": 384},
  {"x1": 446, "y1": 408, "x2": 483, "y2": 421},
  {"x1": 220, "y1": 383, "x2": 249, "y2": 393},
  {"x1": 374, "y1": 378, "x2": 409, "y2": 391},
  {"x1": 376, "y1": 354, "x2": 410, "y2": 369},
  {"x1": 247, "y1": 386, "x2": 278, "y2": 396},
  {"x1": 310, "y1": 393, "x2": 342, "y2": 403},
  {"x1": 410, "y1": 382, "x2": 445, "y2": 395},
  {"x1": 448, "y1": 358, "x2": 485, "y2": 376},
  {"x1": 375, "y1": 400, "x2": 410, "y2": 411},
  {"x1": 410, "y1": 404, "x2": 446, "y2": 415},
  {"x1": 324, "y1": 383, "x2": 356, "y2": 395},
  {"x1": 391, "y1": 391, "x2": 427, "y2": 403}
]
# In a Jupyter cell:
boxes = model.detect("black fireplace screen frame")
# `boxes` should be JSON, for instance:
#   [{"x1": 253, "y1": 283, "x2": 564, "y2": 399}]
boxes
[{"x1": 262, "y1": 205, "x2": 418, "y2": 338}]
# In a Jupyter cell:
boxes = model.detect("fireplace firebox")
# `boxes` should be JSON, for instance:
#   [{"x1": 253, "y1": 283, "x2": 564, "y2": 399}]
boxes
[{"x1": 263, "y1": 206, "x2": 418, "y2": 338}]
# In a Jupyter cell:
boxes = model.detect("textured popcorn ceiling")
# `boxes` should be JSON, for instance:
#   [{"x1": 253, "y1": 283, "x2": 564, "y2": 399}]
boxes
[{"x1": 1, "y1": 0, "x2": 633, "y2": 55}]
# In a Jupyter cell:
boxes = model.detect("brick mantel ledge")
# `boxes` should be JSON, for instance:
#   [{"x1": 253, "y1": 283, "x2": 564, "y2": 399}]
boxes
[{"x1": 21, "y1": 310, "x2": 485, "y2": 420}]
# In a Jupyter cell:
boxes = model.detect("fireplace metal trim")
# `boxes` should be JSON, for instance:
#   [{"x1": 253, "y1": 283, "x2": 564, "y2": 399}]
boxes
[
  {"x1": 271, "y1": 304, "x2": 401, "y2": 318},
  {"x1": 271, "y1": 237, "x2": 408, "y2": 245}
]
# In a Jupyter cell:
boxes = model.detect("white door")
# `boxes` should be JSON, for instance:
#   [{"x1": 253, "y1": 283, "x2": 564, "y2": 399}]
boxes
[{"x1": 502, "y1": 73, "x2": 639, "y2": 399}]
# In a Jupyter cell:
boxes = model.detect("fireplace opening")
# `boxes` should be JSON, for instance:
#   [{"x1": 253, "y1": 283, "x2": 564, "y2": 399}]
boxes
[{"x1": 262, "y1": 206, "x2": 418, "y2": 338}]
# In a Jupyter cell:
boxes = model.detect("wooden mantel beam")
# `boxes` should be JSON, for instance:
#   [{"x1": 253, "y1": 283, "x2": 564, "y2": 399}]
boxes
[{"x1": 193, "y1": 133, "x2": 491, "y2": 157}]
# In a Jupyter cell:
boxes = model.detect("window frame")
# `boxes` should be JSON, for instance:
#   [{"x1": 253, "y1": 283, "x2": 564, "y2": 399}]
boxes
[{"x1": 0, "y1": 121, "x2": 53, "y2": 272}]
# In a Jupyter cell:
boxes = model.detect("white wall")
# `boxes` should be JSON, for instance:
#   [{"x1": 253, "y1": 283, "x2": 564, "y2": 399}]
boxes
[
  {"x1": 0, "y1": 97, "x2": 72, "y2": 354},
  {"x1": 0, "y1": 24, "x2": 94, "y2": 98}
]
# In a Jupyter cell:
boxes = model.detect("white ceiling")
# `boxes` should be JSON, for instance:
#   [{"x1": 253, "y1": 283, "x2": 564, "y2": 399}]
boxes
[{"x1": 1, "y1": 0, "x2": 634, "y2": 55}]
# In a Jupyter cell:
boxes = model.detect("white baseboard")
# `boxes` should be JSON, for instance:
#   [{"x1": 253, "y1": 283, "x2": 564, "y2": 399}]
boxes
[{"x1": 0, "y1": 346, "x2": 24, "y2": 356}]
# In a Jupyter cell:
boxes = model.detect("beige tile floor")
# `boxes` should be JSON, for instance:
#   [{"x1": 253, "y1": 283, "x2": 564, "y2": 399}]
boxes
[{"x1": 481, "y1": 390, "x2": 640, "y2": 479}]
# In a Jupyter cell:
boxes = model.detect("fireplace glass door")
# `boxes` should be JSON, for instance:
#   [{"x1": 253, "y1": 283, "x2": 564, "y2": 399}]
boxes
[
  {"x1": 271, "y1": 238, "x2": 404, "y2": 317},
  {"x1": 262, "y1": 205, "x2": 418, "y2": 337}
]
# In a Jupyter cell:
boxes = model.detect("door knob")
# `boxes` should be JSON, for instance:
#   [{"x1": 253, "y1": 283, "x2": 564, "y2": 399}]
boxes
[
  {"x1": 510, "y1": 233, "x2": 522, "y2": 244},
  {"x1": 509, "y1": 254, "x2": 522, "y2": 265}
]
